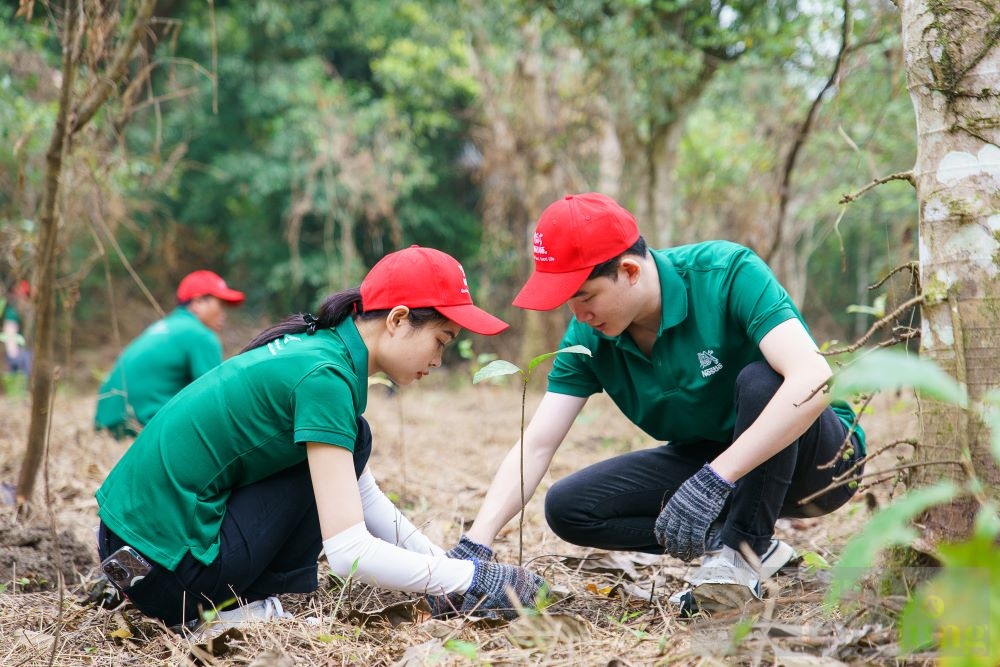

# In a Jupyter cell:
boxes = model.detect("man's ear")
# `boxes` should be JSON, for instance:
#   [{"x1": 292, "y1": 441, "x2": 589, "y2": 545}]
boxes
[{"x1": 620, "y1": 258, "x2": 642, "y2": 284}]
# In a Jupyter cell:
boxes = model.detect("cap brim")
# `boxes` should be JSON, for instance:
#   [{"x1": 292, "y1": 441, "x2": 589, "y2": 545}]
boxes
[
  {"x1": 512, "y1": 266, "x2": 592, "y2": 311},
  {"x1": 213, "y1": 288, "x2": 246, "y2": 305},
  {"x1": 435, "y1": 304, "x2": 509, "y2": 336}
]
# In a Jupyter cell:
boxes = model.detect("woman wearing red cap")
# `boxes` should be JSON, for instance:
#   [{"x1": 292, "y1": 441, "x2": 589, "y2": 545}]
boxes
[
  {"x1": 94, "y1": 246, "x2": 544, "y2": 634},
  {"x1": 94, "y1": 270, "x2": 246, "y2": 438}
]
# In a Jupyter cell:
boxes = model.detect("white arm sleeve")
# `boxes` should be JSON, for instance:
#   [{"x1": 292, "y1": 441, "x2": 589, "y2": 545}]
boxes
[
  {"x1": 358, "y1": 469, "x2": 444, "y2": 557},
  {"x1": 323, "y1": 522, "x2": 474, "y2": 595}
]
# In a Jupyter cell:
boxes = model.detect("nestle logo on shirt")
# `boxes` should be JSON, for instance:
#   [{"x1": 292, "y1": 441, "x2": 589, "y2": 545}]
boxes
[{"x1": 698, "y1": 350, "x2": 723, "y2": 378}]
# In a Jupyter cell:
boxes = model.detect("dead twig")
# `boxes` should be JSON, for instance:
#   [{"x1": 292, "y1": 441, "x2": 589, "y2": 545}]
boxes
[
  {"x1": 869, "y1": 261, "x2": 919, "y2": 292},
  {"x1": 798, "y1": 459, "x2": 965, "y2": 506},
  {"x1": 822, "y1": 294, "x2": 923, "y2": 355},
  {"x1": 838, "y1": 171, "x2": 916, "y2": 204},
  {"x1": 818, "y1": 393, "x2": 874, "y2": 469}
]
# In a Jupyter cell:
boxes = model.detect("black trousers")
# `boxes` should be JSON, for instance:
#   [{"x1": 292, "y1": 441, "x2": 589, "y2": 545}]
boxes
[
  {"x1": 544, "y1": 362, "x2": 863, "y2": 557},
  {"x1": 97, "y1": 417, "x2": 373, "y2": 628}
]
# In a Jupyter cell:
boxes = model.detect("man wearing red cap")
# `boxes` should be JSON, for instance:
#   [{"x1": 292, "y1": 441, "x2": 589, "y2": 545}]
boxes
[
  {"x1": 456, "y1": 193, "x2": 866, "y2": 612},
  {"x1": 94, "y1": 270, "x2": 245, "y2": 438}
]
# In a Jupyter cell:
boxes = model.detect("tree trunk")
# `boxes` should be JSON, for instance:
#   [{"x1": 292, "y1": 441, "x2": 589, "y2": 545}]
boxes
[
  {"x1": 901, "y1": 0, "x2": 1000, "y2": 541},
  {"x1": 623, "y1": 62, "x2": 718, "y2": 248},
  {"x1": 16, "y1": 0, "x2": 158, "y2": 507},
  {"x1": 16, "y1": 0, "x2": 82, "y2": 507}
]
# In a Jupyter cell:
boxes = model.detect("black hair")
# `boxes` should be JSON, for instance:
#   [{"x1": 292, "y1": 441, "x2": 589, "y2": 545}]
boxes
[
  {"x1": 586, "y1": 236, "x2": 649, "y2": 281},
  {"x1": 240, "y1": 287, "x2": 448, "y2": 353}
]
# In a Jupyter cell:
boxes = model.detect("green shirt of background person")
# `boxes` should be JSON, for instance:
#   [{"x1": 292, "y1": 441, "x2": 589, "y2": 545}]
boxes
[
  {"x1": 93, "y1": 270, "x2": 245, "y2": 439},
  {"x1": 1, "y1": 279, "x2": 32, "y2": 391}
]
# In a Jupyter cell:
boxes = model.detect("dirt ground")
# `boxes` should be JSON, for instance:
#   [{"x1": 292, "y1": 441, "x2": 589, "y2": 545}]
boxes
[{"x1": 0, "y1": 368, "x2": 926, "y2": 666}]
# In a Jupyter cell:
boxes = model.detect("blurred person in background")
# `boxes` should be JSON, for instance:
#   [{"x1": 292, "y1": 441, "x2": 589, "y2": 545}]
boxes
[
  {"x1": 1, "y1": 279, "x2": 32, "y2": 393},
  {"x1": 94, "y1": 270, "x2": 245, "y2": 439}
]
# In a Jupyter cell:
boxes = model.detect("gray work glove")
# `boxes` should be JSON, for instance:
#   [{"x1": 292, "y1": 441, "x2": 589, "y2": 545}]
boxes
[
  {"x1": 446, "y1": 534, "x2": 495, "y2": 561},
  {"x1": 425, "y1": 535, "x2": 496, "y2": 617},
  {"x1": 460, "y1": 560, "x2": 546, "y2": 620},
  {"x1": 654, "y1": 463, "x2": 735, "y2": 561}
]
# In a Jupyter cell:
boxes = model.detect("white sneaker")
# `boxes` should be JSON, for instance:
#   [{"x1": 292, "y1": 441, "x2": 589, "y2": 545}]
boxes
[
  {"x1": 756, "y1": 538, "x2": 797, "y2": 578},
  {"x1": 193, "y1": 596, "x2": 293, "y2": 640},
  {"x1": 214, "y1": 596, "x2": 292, "y2": 625},
  {"x1": 683, "y1": 539, "x2": 798, "y2": 611}
]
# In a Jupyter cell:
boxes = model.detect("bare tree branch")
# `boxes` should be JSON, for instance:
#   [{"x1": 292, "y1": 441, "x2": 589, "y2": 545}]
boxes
[
  {"x1": 764, "y1": 0, "x2": 851, "y2": 262},
  {"x1": 838, "y1": 170, "x2": 916, "y2": 204},
  {"x1": 822, "y1": 294, "x2": 923, "y2": 355},
  {"x1": 70, "y1": 0, "x2": 158, "y2": 134}
]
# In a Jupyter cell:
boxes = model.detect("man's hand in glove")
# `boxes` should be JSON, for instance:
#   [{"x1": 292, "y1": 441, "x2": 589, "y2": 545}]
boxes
[
  {"x1": 654, "y1": 463, "x2": 735, "y2": 561},
  {"x1": 460, "y1": 560, "x2": 546, "y2": 620}
]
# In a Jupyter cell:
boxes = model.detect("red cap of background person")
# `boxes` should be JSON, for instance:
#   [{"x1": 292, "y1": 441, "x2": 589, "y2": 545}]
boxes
[
  {"x1": 512, "y1": 193, "x2": 640, "y2": 311},
  {"x1": 360, "y1": 245, "x2": 508, "y2": 336},
  {"x1": 176, "y1": 270, "x2": 246, "y2": 305},
  {"x1": 13, "y1": 280, "x2": 30, "y2": 298}
]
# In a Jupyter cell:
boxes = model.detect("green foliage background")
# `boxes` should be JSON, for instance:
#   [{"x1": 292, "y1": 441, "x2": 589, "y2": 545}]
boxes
[{"x1": 0, "y1": 0, "x2": 916, "y2": 359}]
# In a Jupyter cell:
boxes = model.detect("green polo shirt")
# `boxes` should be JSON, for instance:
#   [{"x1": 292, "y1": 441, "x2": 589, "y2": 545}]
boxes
[
  {"x1": 95, "y1": 318, "x2": 369, "y2": 570},
  {"x1": 2, "y1": 300, "x2": 19, "y2": 325},
  {"x1": 547, "y1": 241, "x2": 864, "y2": 452},
  {"x1": 94, "y1": 307, "x2": 224, "y2": 433}
]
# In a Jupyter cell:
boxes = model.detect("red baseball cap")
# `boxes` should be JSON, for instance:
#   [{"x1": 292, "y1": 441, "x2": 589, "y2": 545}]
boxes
[
  {"x1": 177, "y1": 270, "x2": 245, "y2": 305},
  {"x1": 360, "y1": 245, "x2": 508, "y2": 336},
  {"x1": 513, "y1": 193, "x2": 640, "y2": 311}
]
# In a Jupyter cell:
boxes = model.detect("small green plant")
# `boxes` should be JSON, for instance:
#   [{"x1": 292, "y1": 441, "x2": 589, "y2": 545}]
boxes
[
  {"x1": 800, "y1": 551, "x2": 831, "y2": 573},
  {"x1": 200, "y1": 596, "x2": 240, "y2": 624},
  {"x1": 727, "y1": 615, "x2": 757, "y2": 655},
  {"x1": 473, "y1": 345, "x2": 591, "y2": 565},
  {"x1": 443, "y1": 638, "x2": 480, "y2": 660},
  {"x1": 827, "y1": 348, "x2": 1000, "y2": 664},
  {"x1": 328, "y1": 558, "x2": 361, "y2": 621}
]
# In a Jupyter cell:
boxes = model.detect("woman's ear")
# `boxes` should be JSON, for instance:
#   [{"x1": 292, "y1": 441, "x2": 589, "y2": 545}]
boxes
[{"x1": 385, "y1": 305, "x2": 411, "y2": 334}]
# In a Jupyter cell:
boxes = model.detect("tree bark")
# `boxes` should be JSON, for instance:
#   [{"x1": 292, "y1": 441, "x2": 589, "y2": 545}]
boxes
[
  {"x1": 901, "y1": 0, "x2": 1000, "y2": 541},
  {"x1": 16, "y1": 0, "x2": 82, "y2": 506}
]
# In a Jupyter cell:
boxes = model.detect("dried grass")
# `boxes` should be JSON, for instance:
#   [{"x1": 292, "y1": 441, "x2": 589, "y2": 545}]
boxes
[{"x1": 0, "y1": 374, "x2": 925, "y2": 666}]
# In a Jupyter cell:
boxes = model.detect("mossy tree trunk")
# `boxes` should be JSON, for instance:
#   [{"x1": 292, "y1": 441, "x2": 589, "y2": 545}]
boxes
[{"x1": 901, "y1": 0, "x2": 1000, "y2": 541}]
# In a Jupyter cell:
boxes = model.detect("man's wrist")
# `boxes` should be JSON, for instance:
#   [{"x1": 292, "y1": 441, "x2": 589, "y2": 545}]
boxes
[{"x1": 705, "y1": 462, "x2": 737, "y2": 487}]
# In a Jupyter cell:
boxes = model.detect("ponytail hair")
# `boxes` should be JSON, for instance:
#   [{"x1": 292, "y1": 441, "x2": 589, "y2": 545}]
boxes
[{"x1": 241, "y1": 287, "x2": 448, "y2": 354}]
